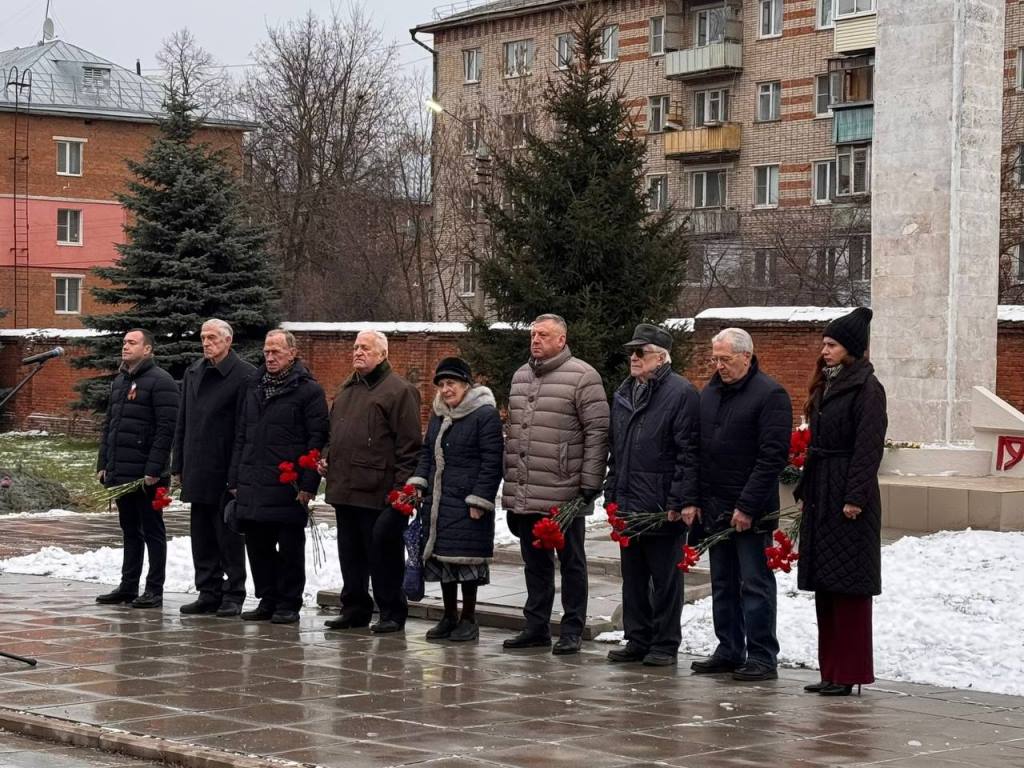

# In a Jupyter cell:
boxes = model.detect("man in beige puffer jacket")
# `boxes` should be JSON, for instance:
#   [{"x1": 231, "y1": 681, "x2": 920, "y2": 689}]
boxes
[{"x1": 502, "y1": 314, "x2": 609, "y2": 655}]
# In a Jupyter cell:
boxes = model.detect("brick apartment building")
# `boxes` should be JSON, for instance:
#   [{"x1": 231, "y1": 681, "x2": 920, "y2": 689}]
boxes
[
  {"x1": 414, "y1": 0, "x2": 1024, "y2": 319},
  {"x1": 0, "y1": 39, "x2": 252, "y2": 331}
]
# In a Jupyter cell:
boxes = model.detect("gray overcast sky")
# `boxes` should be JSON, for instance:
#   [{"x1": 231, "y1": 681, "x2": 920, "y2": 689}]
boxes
[{"x1": 0, "y1": 0, "x2": 440, "y2": 76}]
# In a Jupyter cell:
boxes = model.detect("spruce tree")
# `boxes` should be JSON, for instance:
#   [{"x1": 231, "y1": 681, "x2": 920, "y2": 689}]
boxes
[
  {"x1": 463, "y1": 3, "x2": 687, "y2": 403},
  {"x1": 74, "y1": 90, "x2": 279, "y2": 411}
]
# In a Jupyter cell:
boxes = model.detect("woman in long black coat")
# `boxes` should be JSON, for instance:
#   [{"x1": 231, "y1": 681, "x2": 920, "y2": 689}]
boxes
[
  {"x1": 408, "y1": 357, "x2": 503, "y2": 642},
  {"x1": 795, "y1": 307, "x2": 887, "y2": 696}
]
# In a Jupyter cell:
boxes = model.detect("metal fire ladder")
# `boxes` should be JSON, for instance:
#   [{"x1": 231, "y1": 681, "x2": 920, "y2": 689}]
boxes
[{"x1": 6, "y1": 67, "x2": 32, "y2": 328}]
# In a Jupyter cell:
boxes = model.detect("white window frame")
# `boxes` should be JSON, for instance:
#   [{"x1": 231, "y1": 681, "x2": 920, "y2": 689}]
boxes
[
  {"x1": 813, "y1": 159, "x2": 836, "y2": 204},
  {"x1": 1013, "y1": 245, "x2": 1024, "y2": 284},
  {"x1": 695, "y1": 88, "x2": 728, "y2": 126},
  {"x1": 754, "y1": 165, "x2": 780, "y2": 208},
  {"x1": 55, "y1": 138, "x2": 85, "y2": 176},
  {"x1": 556, "y1": 33, "x2": 574, "y2": 69},
  {"x1": 504, "y1": 39, "x2": 534, "y2": 78},
  {"x1": 54, "y1": 274, "x2": 83, "y2": 314},
  {"x1": 815, "y1": 74, "x2": 835, "y2": 117},
  {"x1": 463, "y1": 49, "x2": 481, "y2": 83},
  {"x1": 752, "y1": 248, "x2": 778, "y2": 287},
  {"x1": 503, "y1": 113, "x2": 529, "y2": 148},
  {"x1": 1018, "y1": 48, "x2": 1024, "y2": 91},
  {"x1": 757, "y1": 81, "x2": 781, "y2": 122},
  {"x1": 459, "y1": 261, "x2": 478, "y2": 297},
  {"x1": 650, "y1": 16, "x2": 665, "y2": 56},
  {"x1": 835, "y1": 0, "x2": 874, "y2": 19},
  {"x1": 1016, "y1": 144, "x2": 1024, "y2": 188},
  {"x1": 759, "y1": 0, "x2": 783, "y2": 38},
  {"x1": 836, "y1": 145, "x2": 871, "y2": 196},
  {"x1": 647, "y1": 174, "x2": 669, "y2": 212},
  {"x1": 692, "y1": 169, "x2": 727, "y2": 209},
  {"x1": 600, "y1": 25, "x2": 619, "y2": 62},
  {"x1": 694, "y1": 8, "x2": 726, "y2": 47},
  {"x1": 57, "y1": 208, "x2": 83, "y2": 245},
  {"x1": 648, "y1": 95, "x2": 669, "y2": 133},
  {"x1": 463, "y1": 118, "x2": 480, "y2": 153},
  {"x1": 848, "y1": 235, "x2": 871, "y2": 282},
  {"x1": 817, "y1": 0, "x2": 834, "y2": 29}
]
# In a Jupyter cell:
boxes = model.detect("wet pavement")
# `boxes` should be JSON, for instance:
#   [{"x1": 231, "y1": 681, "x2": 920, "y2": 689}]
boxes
[{"x1": 0, "y1": 730, "x2": 166, "y2": 767}]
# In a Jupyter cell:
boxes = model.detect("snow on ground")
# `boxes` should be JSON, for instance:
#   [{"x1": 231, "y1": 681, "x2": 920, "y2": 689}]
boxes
[{"x1": 595, "y1": 529, "x2": 1024, "y2": 696}]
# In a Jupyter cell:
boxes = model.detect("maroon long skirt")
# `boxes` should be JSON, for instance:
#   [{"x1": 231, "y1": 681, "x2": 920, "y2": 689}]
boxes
[{"x1": 815, "y1": 591, "x2": 874, "y2": 685}]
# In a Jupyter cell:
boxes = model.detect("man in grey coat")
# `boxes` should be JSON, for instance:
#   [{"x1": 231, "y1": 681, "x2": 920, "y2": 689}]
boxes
[{"x1": 502, "y1": 314, "x2": 609, "y2": 655}]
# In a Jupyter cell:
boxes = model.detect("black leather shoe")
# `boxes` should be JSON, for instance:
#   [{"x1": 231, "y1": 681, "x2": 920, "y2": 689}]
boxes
[
  {"x1": 95, "y1": 589, "x2": 137, "y2": 605},
  {"x1": 131, "y1": 592, "x2": 163, "y2": 609},
  {"x1": 690, "y1": 657, "x2": 741, "y2": 674},
  {"x1": 804, "y1": 680, "x2": 832, "y2": 693},
  {"x1": 503, "y1": 630, "x2": 551, "y2": 649},
  {"x1": 819, "y1": 683, "x2": 855, "y2": 696},
  {"x1": 370, "y1": 619, "x2": 404, "y2": 634},
  {"x1": 240, "y1": 606, "x2": 274, "y2": 621},
  {"x1": 607, "y1": 643, "x2": 647, "y2": 663},
  {"x1": 271, "y1": 610, "x2": 300, "y2": 624},
  {"x1": 642, "y1": 651, "x2": 677, "y2": 667},
  {"x1": 180, "y1": 599, "x2": 219, "y2": 615},
  {"x1": 732, "y1": 662, "x2": 778, "y2": 681},
  {"x1": 449, "y1": 620, "x2": 479, "y2": 642},
  {"x1": 425, "y1": 616, "x2": 459, "y2": 640},
  {"x1": 324, "y1": 613, "x2": 371, "y2": 630},
  {"x1": 552, "y1": 635, "x2": 581, "y2": 655},
  {"x1": 216, "y1": 602, "x2": 242, "y2": 617}
]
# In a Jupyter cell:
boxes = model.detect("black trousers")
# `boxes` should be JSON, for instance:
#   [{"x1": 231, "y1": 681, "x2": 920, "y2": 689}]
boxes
[
  {"x1": 333, "y1": 504, "x2": 409, "y2": 625},
  {"x1": 190, "y1": 498, "x2": 247, "y2": 605},
  {"x1": 620, "y1": 532, "x2": 684, "y2": 655},
  {"x1": 244, "y1": 521, "x2": 305, "y2": 613},
  {"x1": 512, "y1": 513, "x2": 588, "y2": 637},
  {"x1": 116, "y1": 485, "x2": 166, "y2": 595}
]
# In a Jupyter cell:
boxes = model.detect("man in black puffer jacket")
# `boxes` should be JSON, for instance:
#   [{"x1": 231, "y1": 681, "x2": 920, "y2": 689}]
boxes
[
  {"x1": 229, "y1": 330, "x2": 328, "y2": 625},
  {"x1": 95, "y1": 329, "x2": 179, "y2": 609},
  {"x1": 605, "y1": 324, "x2": 700, "y2": 667},
  {"x1": 688, "y1": 327, "x2": 791, "y2": 682}
]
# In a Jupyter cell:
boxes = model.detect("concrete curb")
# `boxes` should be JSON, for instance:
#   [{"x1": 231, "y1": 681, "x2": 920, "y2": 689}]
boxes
[{"x1": 0, "y1": 708, "x2": 305, "y2": 768}]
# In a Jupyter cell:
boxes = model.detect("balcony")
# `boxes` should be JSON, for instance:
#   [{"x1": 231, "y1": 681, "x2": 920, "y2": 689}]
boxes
[
  {"x1": 664, "y1": 123, "x2": 741, "y2": 162},
  {"x1": 678, "y1": 208, "x2": 739, "y2": 236},
  {"x1": 834, "y1": 13, "x2": 877, "y2": 54},
  {"x1": 833, "y1": 104, "x2": 873, "y2": 144},
  {"x1": 665, "y1": 42, "x2": 743, "y2": 81}
]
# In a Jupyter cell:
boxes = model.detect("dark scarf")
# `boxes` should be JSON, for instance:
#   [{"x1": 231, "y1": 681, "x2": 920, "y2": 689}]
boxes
[
  {"x1": 822, "y1": 363, "x2": 843, "y2": 397},
  {"x1": 631, "y1": 363, "x2": 671, "y2": 410},
  {"x1": 259, "y1": 362, "x2": 295, "y2": 401}
]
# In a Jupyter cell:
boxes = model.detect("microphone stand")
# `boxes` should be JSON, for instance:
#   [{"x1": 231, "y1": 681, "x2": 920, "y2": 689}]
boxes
[{"x1": 0, "y1": 358, "x2": 58, "y2": 668}]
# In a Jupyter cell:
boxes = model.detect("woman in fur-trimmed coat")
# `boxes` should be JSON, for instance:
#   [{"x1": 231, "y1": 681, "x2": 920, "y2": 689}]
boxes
[{"x1": 408, "y1": 357, "x2": 503, "y2": 642}]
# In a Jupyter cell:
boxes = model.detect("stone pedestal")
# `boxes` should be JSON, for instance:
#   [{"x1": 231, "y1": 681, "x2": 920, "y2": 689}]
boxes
[{"x1": 871, "y1": 0, "x2": 1005, "y2": 444}]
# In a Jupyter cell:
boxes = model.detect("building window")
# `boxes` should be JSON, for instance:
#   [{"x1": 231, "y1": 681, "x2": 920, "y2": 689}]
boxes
[
  {"x1": 502, "y1": 113, "x2": 529, "y2": 148},
  {"x1": 556, "y1": 33, "x2": 574, "y2": 69},
  {"x1": 54, "y1": 275, "x2": 83, "y2": 314},
  {"x1": 463, "y1": 118, "x2": 480, "y2": 153},
  {"x1": 759, "y1": 0, "x2": 783, "y2": 38},
  {"x1": 695, "y1": 8, "x2": 726, "y2": 46},
  {"x1": 816, "y1": 247, "x2": 840, "y2": 281},
  {"x1": 815, "y1": 74, "x2": 835, "y2": 116},
  {"x1": 601, "y1": 25, "x2": 619, "y2": 62},
  {"x1": 463, "y1": 49, "x2": 481, "y2": 83},
  {"x1": 818, "y1": 0, "x2": 834, "y2": 28},
  {"x1": 813, "y1": 160, "x2": 836, "y2": 204},
  {"x1": 848, "y1": 235, "x2": 871, "y2": 281},
  {"x1": 1016, "y1": 144, "x2": 1024, "y2": 188},
  {"x1": 757, "y1": 81, "x2": 781, "y2": 122},
  {"x1": 752, "y1": 248, "x2": 778, "y2": 286},
  {"x1": 459, "y1": 261, "x2": 478, "y2": 296},
  {"x1": 754, "y1": 165, "x2": 780, "y2": 207},
  {"x1": 1012, "y1": 245, "x2": 1024, "y2": 283},
  {"x1": 82, "y1": 66, "x2": 110, "y2": 91},
  {"x1": 650, "y1": 17, "x2": 665, "y2": 56},
  {"x1": 695, "y1": 89, "x2": 728, "y2": 126},
  {"x1": 1018, "y1": 48, "x2": 1024, "y2": 90},
  {"x1": 56, "y1": 139, "x2": 83, "y2": 176},
  {"x1": 837, "y1": 145, "x2": 871, "y2": 195},
  {"x1": 57, "y1": 208, "x2": 82, "y2": 245},
  {"x1": 693, "y1": 169, "x2": 726, "y2": 208},
  {"x1": 504, "y1": 39, "x2": 534, "y2": 78},
  {"x1": 647, "y1": 174, "x2": 668, "y2": 212},
  {"x1": 648, "y1": 96, "x2": 668, "y2": 133},
  {"x1": 836, "y1": 0, "x2": 874, "y2": 17},
  {"x1": 463, "y1": 188, "x2": 478, "y2": 215}
]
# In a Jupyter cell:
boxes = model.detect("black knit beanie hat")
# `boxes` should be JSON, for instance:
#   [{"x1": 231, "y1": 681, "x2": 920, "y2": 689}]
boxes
[{"x1": 822, "y1": 307, "x2": 873, "y2": 359}]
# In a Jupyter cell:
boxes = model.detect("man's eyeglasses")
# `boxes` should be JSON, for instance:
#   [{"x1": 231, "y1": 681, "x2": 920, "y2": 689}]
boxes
[
  {"x1": 630, "y1": 348, "x2": 656, "y2": 358},
  {"x1": 709, "y1": 355, "x2": 737, "y2": 365}
]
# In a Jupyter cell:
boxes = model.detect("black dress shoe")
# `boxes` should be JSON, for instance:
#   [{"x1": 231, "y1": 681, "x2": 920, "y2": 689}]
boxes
[
  {"x1": 732, "y1": 662, "x2": 778, "y2": 681},
  {"x1": 180, "y1": 599, "x2": 219, "y2": 615},
  {"x1": 216, "y1": 602, "x2": 242, "y2": 617},
  {"x1": 607, "y1": 643, "x2": 647, "y2": 663},
  {"x1": 324, "y1": 613, "x2": 371, "y2": 630},
  {"x1": 819, "y1": 683, "x2": 855, "y2": 696},
  {"x1": 425, "y1": 616, "x2": 459, "y2": 640},
  {"x1": 502, "y1": 630, "x2": 551, "y2": 649},
  {"x1": 804, "y1": 680, "x2": 832, "y2": 693},
  {"x1": 690, "y1": 656, "x2": 741, "y2": 674},
  {"x1": 95, "y1": 589, "x2": 137, "y2": 605},
  {"x1": 131, "y1": 592, "x2": 163, "y2": 609},
  {"x1": 552, "y1": 635, "x2": 581, "y2": 655},
  {"x1": 271, "y1": 610, "x2": 300, "y2": 624},
  {"x1": 370, "y1": 619, "x2": 404, "y2": 634},
  {"x1": 240, "y1": 606, "x2": 274, "y2": 621},
  {"x1": 449, "y1": 619, "x2": 479, "y2": 642},
  {"x1": 642, "y1": 651, "x2": 677, "y2": 667}
]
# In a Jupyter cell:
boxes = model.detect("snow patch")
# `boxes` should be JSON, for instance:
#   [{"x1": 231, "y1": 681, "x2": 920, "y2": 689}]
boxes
[{"x1": 694, "y1": 306, "x2": 853, "y2": 323}]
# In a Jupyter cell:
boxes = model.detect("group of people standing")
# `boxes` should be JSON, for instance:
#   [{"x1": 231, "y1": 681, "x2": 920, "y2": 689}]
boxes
[{"x1": 95, "y1": 306, "x2": 886, "y2": 696}]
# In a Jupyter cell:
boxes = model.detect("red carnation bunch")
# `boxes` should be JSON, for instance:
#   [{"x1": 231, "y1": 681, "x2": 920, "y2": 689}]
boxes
[
  {"x1": 789, "y1": 427, "x2": 811, "y2": 469},
  {"x1": 387, "y1": 484, "x2": 418, "y2": 516},
  {"x1": 677, "y1": 543, "x2": 701, "y2": 573},
  {"x1": 605, "y1": 501, "x2": 674, "y2": 548},
  {"x1": 278, "y1": 461, "x2": 299, "y2": 485},
  {"x1": 765, "y1": 529, "x2": 799, "y2": 572},
  {"x1": 151, "y1": 486, "x2": 174, "y2": 511},
  {"x1": 531, "y1": 516, "x2": 565, "y2": 550},
  {"x1": 297, "y1": 449, "x2": 321, "y2": 470}
]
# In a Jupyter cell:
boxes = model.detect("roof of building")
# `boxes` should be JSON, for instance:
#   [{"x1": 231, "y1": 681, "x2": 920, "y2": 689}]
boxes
[
  {"x1": 0, "y1": 39, "x2": 252, "y2": 128},
  {"x1": 414, "y1": 0, "x2": 567, "y2": 33}
]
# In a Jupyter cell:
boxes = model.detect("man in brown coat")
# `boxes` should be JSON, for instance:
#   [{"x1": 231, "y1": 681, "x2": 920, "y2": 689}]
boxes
[
  {"x1": 322, "y1": 330, "x2": 422, "y2": 633},
  {"x1": 502, "y1": 314, "x2": 609, "y2": 654}
]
